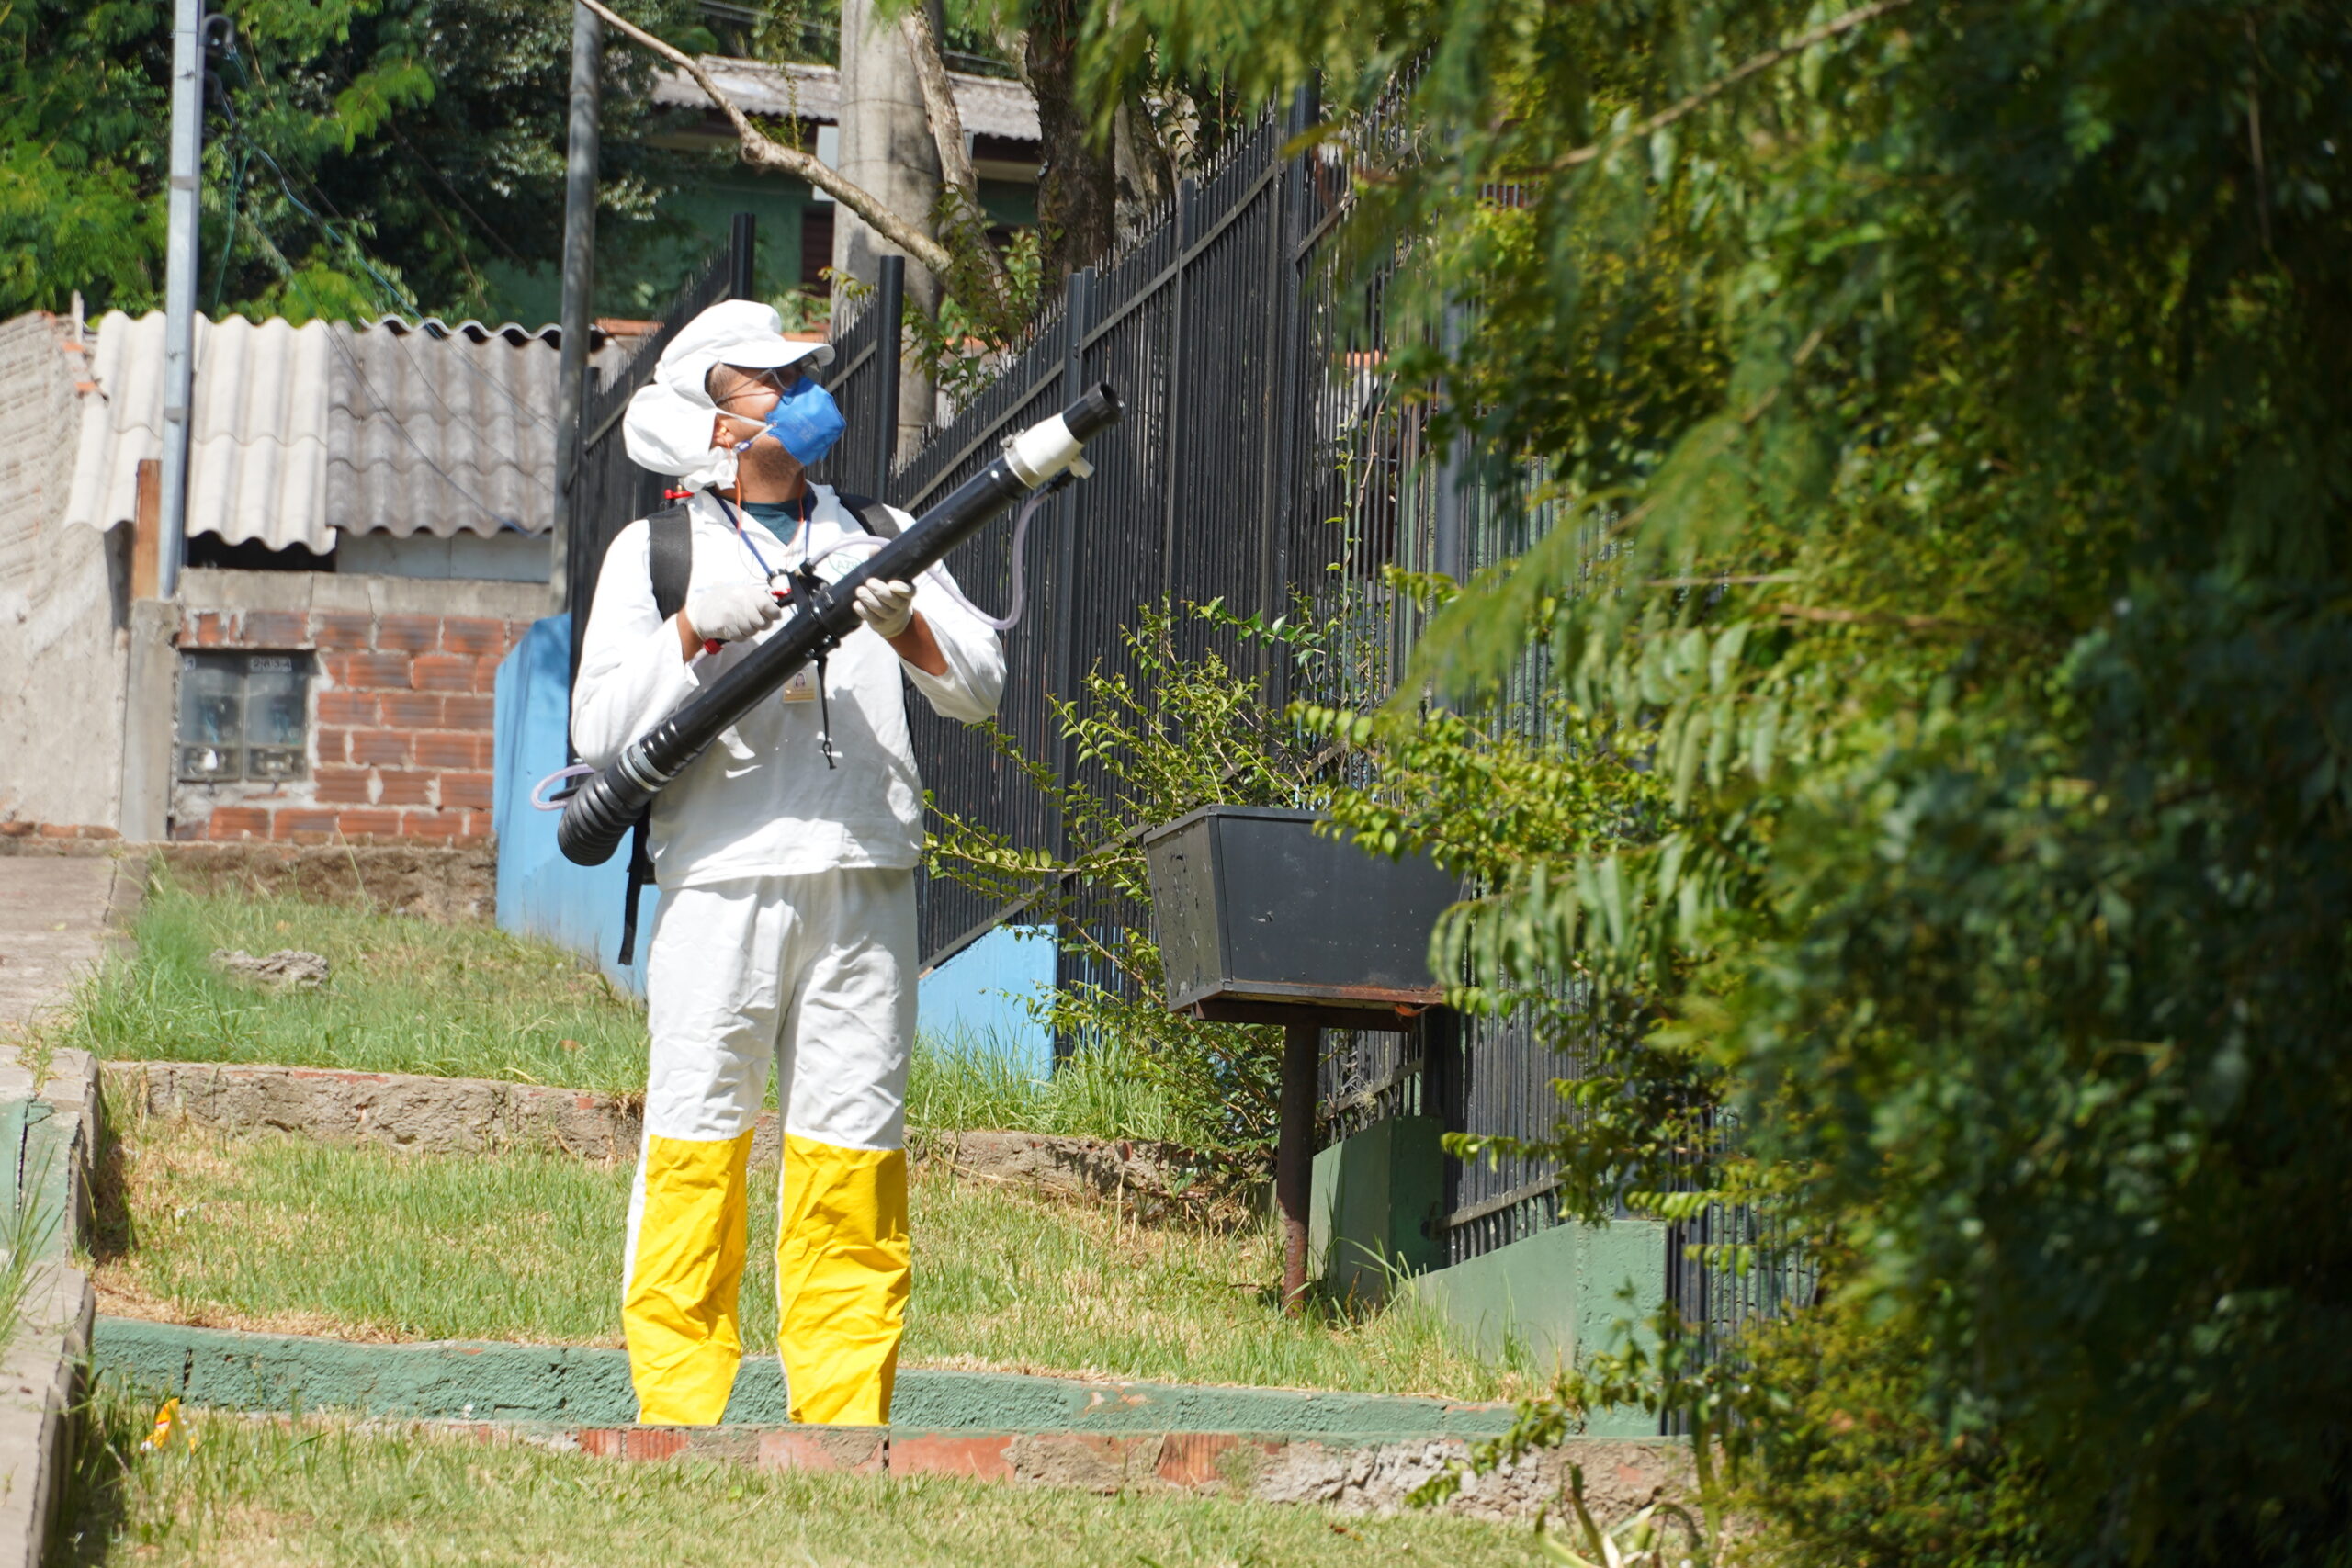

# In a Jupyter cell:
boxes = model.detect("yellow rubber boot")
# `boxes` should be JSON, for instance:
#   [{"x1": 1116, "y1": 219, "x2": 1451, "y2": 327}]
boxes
[
  {"x1": 625, "y1": 1131, "x2": 754, "y2": 1425},
  {"x1": 775, "y1": 1134, "x2": 910, "y2": 1425}
]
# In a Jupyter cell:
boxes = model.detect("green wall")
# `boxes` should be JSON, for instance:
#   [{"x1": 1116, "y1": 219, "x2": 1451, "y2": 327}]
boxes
[{"x1": 1310, "y1": 1117, "x2": 1668, "y2": 1438}]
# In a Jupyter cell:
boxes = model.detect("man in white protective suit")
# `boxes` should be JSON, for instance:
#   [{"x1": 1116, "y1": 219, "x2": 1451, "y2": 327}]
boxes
[{"x1": 571, "y1": 299, "x2": 1004, "y2": 1427}]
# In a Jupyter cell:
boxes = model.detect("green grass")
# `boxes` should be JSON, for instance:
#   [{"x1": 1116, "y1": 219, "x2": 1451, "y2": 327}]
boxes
[
  {"x1": 55, "y1": 1387, "x2": 1542, "y2": 1568},
  {"x1": 51, "y1": 876, "x2": 651, "y2": 1091},
  {"x1": 96, "y1": 1111, "x2": 1520, "y2": 1400},
  {"x1": 55, "y1": 880, "x2": 1204, "y2": 1144}
]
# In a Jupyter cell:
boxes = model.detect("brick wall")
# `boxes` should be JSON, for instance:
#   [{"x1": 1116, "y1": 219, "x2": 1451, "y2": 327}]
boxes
[{"x1": 175, "y1": 604, "x2": 534, "y2": 844}]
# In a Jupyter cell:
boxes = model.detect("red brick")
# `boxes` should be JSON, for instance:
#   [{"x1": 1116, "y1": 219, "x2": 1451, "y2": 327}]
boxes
[
  {"x1": 412, "y1": 653, "x2": 475, "y2": 693},
  {"x1": 316, "y1": 691, "x2": 376, "y2": 727},
  {"x1": 334, "y1": 809, "x2": 401, "y2": 840},
  {"x1": 438, "y1": 771, "x2": 492, "y2": 810},
  {"x1": 378, "y1": 693, "x2": 444, "y2": 729},
  {"x1": 441, "y1": 694, "x2": 494, "y2": 732},
  {"x1": 623, "y1": 1429, "x2": 692, "y2": 1462},
  {"x1": 1157, "y1": 1433, "x2": 1263, "y2": 1488},
  {"x1": 375, "y1": 770, "x2": 435, "y2": 807},
  {"x1": 440, "y1": 616, "x2": 511, "y2": 657},
  {"x1": 325, "y1": 651, "x2": 412, "y2": 691},
  {"x1": 376, "y1": 615, "x2": 442, "y2": 653},
  {"x1": 399, "y1": 812, "x2": 460, "y2": 841},
  {"x1": 473, "y1": 655, "x2": 504, "y2": 693},
  {"x1": 349, "y1": 729, "x2": 409, "y2": 766},
  {"x1": 311, "y1": 612, "x2": 375, "y2": 649},
  {"x1": 888, "y1": 1433, "x2": 1012, "y2": 1481},
  {"x1": 271, "y1": 808, "x2": 340, "y2": 840},
  {"x1": 0, "y1": 822, "x2": 31, "y2": 838},
  {"x1": 412, "y1": 732, "x2": 480, "y2": 771},
  {"x1": 204, "y1": 807, "x2": 271, "y2": 840},
  {"x1": 241, "y1": 610, "x2": 308, "y2": 647},
  {"x1": 756, "y1": 1429, "x2": 886, "y2": 1475},
  {"x1": 314, "y1": 767, "x2": 373, "y2": 805},
  {"x1": 313, "y1": 728, "x2": 351, "y2": 766},
  {"x1": 185, "y1": 611, "x2": 231, "y2": 648},
  {"x1": 575, "y1": 1429, "x2": 625, "y2": 1460}
]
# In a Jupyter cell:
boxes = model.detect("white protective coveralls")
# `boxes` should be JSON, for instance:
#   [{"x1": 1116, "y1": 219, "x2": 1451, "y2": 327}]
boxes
[{"x1": 572, "y1": 304, "x2": 1004, "y2": 1426}]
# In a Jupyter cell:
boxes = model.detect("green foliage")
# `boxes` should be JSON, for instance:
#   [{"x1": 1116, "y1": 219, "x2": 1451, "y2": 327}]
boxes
[
  {"x1": 926, "y1": 602, "x2": 1346, "y2": 1152},
  {"x1": 1078, "y1": 0, "x2": 2352, "y2": 1560},
  {"x1": 1, "y1": 0, "x2": 712, "y2": 323}
]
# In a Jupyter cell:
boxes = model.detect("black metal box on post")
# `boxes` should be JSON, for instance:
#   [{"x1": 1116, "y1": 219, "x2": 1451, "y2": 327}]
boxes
[{"x1": 1142, "y1": 806, "x2": 1460, "y2": 1311}]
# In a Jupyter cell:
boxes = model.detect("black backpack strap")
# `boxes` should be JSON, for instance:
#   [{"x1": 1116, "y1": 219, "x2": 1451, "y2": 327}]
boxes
[
  {"x1": 616, "y1": 502, "x2": 695, "y2": 967},
  {"x1": 646, "y1": 502, "x2": 695, "y2": 622},
  {"x1": 832, "y1": 491, "x2": 901, "y2": 540},
  {"x1": 618, "y1": 814, "x2": 654, "y2": 966}
]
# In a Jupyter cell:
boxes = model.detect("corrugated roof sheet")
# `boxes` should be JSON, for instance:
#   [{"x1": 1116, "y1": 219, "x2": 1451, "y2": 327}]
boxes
[
  {"x1": 62, "y1": 310, "x2": 560, "y2": 550},
  {"x1": 327, "y1": 318, "x2": 557, "y2": 539},
  {"x1": 64, "y1": 310, "x2": 336, "y2": 552},
  {"x1": 654, "y1": 57, "x2": 1041, "y2": 143}
]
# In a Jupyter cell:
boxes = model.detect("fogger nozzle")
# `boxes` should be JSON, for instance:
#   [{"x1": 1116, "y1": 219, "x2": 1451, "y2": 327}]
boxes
[{"x1": 556, "y1": 383, "x2": 1125, "y2": 869}]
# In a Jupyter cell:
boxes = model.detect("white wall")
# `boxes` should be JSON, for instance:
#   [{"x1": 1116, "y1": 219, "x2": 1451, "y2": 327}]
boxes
[
  {"x1": 336, "y1": 529, "x2": 552, "y2": 582},
  {"x1": 0, "y1": 314, "x2": 130, "y2": 832}
]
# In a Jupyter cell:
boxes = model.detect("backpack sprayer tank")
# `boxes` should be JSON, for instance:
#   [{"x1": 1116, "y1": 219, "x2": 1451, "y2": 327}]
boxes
[{"x1": 557, "y1": 382, "x2": 1125, "y2": 868}]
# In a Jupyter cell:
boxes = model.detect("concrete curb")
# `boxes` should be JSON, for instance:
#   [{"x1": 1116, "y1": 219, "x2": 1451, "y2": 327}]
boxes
[
  {"x1": 101, "y1": 1060, "x2": 1242, "y2": 1216},
  {"x1": 0, "y1": 1049, "x2": 101, "y2": 1568},
  {"x1": 100, "y1": 1322, "x2": 1688, "y2": 1523},
  {"x1": 91, "y1": 1317, "x2": 1522, "y2": 1439},
  {"x1": 422, "y1": 1417, "x2": 1685, "y2": 1522}
]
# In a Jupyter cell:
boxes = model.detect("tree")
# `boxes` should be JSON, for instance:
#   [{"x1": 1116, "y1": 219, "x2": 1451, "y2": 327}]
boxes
[
  {"x1": 0, "y1": 0, "x2": 709, "y2": 323},
  {"x1": 1089, "y1": 0, "x2": 2352, "y2": 1561}
]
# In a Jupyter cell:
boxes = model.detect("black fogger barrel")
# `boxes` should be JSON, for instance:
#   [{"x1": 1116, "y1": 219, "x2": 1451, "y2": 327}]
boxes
[{"x1": 558, "y1": 382, "x2": 1125, "y2": 867}]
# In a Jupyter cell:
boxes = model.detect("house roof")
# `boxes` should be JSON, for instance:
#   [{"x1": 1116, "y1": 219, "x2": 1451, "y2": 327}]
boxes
[
  {"x1": 62, "y1": 310, "x2": 562, "y2": 551},
  {"x1": 652, "y1": 56, "x2": 1042, "y2": 144}
]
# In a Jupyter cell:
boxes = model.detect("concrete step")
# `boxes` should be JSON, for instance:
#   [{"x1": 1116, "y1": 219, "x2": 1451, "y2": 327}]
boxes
[
  {"x1": 93, "y1": 1316, "x2": 1518, "y2": 1438},
  {"x1": 96, "y1": 1320, "x2": 1688, "y2": 1523}
]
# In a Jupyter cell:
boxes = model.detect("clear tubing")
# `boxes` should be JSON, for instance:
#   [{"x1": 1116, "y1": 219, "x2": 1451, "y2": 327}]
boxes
[{"x1": 797, "y1": 489, "x2": 1046, "y2": 633}]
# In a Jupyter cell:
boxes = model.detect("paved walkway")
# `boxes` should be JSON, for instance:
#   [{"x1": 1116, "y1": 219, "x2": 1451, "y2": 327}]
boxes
[{"x1": 0, "y1": 854, "x2": 139, "y2": 1038}]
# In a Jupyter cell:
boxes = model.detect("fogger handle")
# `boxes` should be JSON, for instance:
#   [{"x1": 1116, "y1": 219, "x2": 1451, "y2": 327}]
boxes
[{"x1": 556, "y1": 383, "x2": 1124, "y2": 867}]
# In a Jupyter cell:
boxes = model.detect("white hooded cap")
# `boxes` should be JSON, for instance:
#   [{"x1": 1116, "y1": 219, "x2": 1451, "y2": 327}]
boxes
[{"x1": 622, "y1": 300, "x2": 836, "y2": 489}]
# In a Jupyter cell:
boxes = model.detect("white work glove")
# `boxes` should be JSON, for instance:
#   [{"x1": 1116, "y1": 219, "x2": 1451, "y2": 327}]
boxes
[
  {"x1": 854, "y1": 579, "x2": 917, "y2": 640},
  {"x1": 685, "y1": 581, "x2": 782, "y2": 645}
]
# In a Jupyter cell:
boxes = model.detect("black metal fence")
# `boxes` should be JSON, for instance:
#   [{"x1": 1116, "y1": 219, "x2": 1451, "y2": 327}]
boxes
[
  {"x1": 800, "y1": 88, "x2": 1607, "y2": 1282},
  {"x1": 563, "y1": 111, "x2": 1802, "y2": 1384}
]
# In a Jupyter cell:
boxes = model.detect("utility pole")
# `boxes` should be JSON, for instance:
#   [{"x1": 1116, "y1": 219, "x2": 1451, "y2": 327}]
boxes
[
  {"x1": 157, "y1": 0, "x2": 206, "y2": 601},
  {"x1": 552, "y1": 0, "x2": 603, "y2": 612}
]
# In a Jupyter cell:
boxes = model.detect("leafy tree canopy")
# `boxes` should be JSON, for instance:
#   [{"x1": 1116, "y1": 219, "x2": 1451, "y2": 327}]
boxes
[
  {"x1": 1086, "y1": 0, "x2": 2352, "y2": 1560},
  {"x1": 1, "y1": 0, "x2": 712, "y2": 324}
]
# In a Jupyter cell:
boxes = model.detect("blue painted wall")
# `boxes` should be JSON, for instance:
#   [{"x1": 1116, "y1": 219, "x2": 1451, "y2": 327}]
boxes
[
  {"x1": 494, "y1": 615, "x2": 1057, "y2": 1066},
  {"x1": 915, "y1": 923, "x2": 1057, "y2": 1076},
  {"x1": 492, "y1": 615, "x2": 655, "y2": 994}
]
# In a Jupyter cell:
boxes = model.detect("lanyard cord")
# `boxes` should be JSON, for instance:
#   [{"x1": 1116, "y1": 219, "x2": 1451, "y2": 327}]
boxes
[{"x1": 714, "y1": 492, "x2": 840, "y2": 770}]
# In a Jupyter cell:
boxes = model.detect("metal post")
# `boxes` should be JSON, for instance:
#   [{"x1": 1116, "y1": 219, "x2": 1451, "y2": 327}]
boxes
[
  {"x1": 729, "y1": 211, "x2": 758, "y2": 301},
  {"x1": 1432, "y1": 301, "x2": 1469, "y2": 582},
  {"x1": 1277, "y1": 1021, "x2": 1320, "y2": 1314},
  {"x1": 1045, "y1": 266, "x2": 1094, "y2": 1066},
  {"x1": 871, "y1": 254, "x2": 905, "y2": 489},
  {"x1": 157, "y1": 0, "x2": 206, "y2": 601},
  {"x1": 552, "y1": 0, "x2": 603, "y2": 611}
]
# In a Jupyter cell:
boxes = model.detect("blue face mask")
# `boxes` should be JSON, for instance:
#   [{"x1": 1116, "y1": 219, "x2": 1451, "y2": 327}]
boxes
[{"x1": 736, "y1": 376, "x2": 845, "y2": 467}]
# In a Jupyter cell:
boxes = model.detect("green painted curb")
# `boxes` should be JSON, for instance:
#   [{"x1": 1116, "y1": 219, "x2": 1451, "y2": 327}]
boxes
[{"x1": 91, "y1": 1318, "x2": 1521, "y2": 1441}]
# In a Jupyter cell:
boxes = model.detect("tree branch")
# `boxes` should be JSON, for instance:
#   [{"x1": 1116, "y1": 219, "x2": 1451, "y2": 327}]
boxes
[
  {"x1": 575, "y1": 0, "x2": 956, "y2": 276},
  {"x1": 899, "y1": 3, "x2": 1008, "y2": 290},
  {"x1": 1552, "y1": 0, "x2": 1918, "y2": 172},
  {"x1": 900, "y1": 6, "x2": 978, "y2": 198}
]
